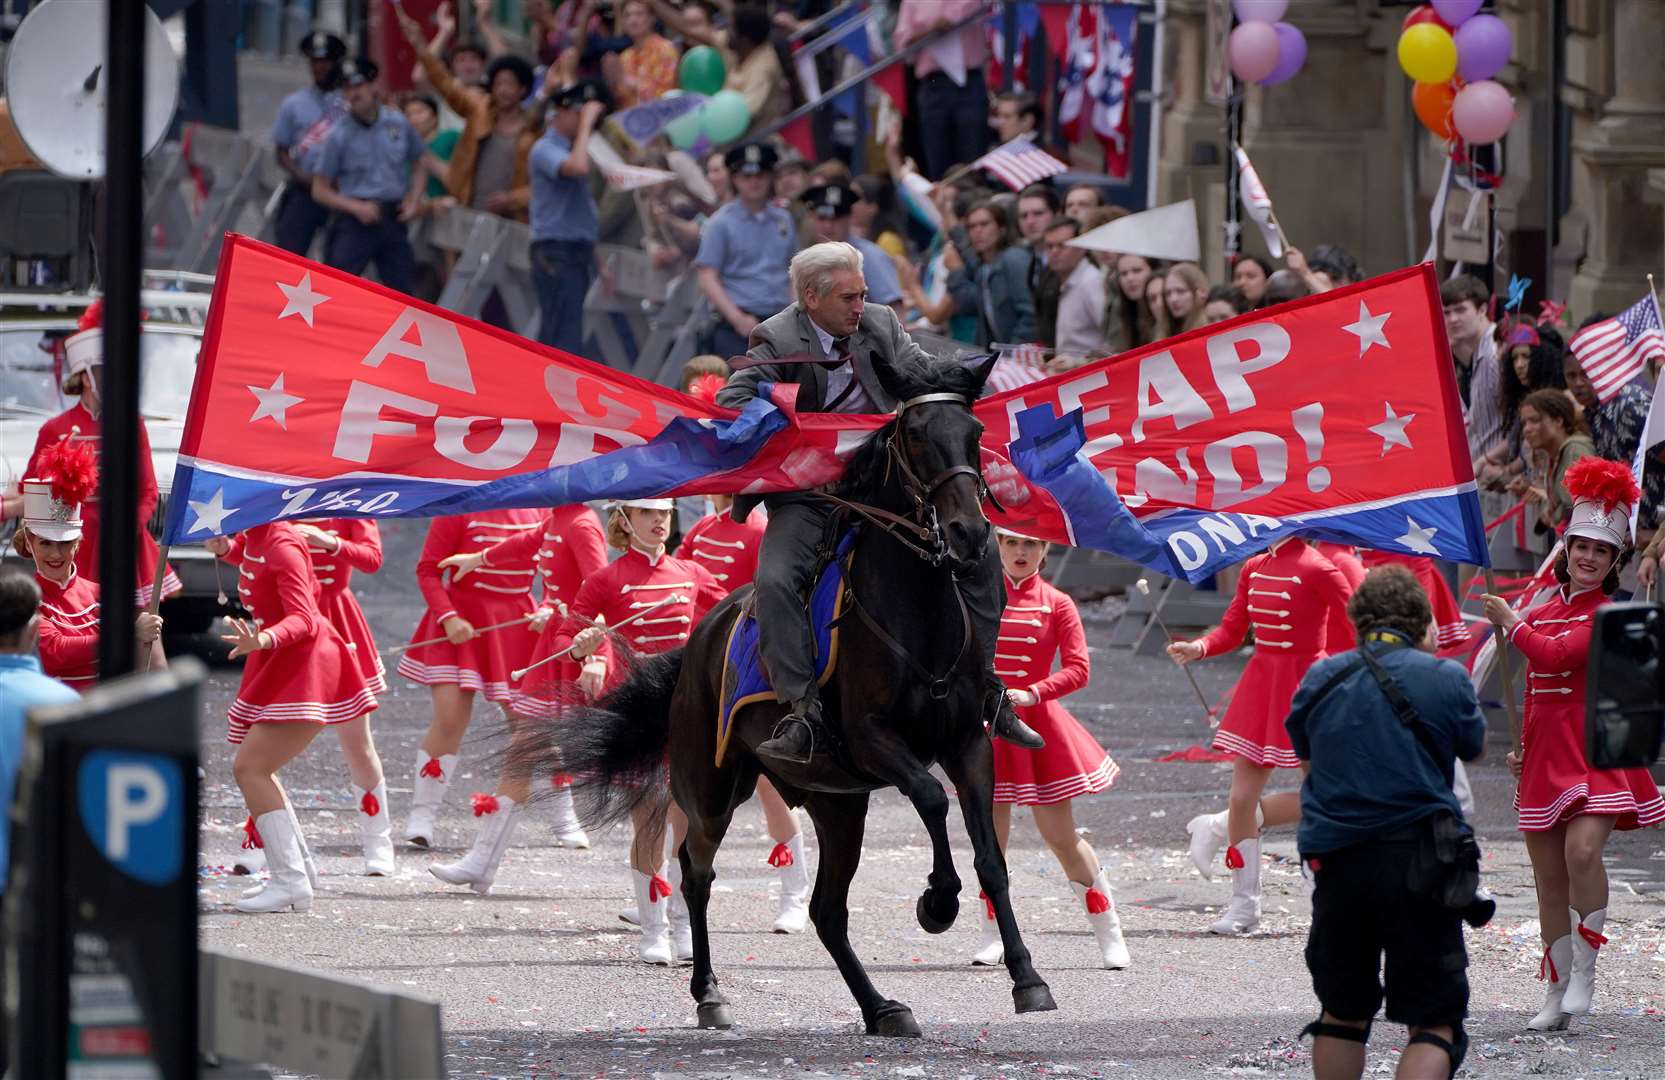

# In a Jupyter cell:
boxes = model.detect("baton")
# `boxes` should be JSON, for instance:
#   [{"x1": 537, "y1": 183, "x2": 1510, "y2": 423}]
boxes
[
  {"x1": 511, "y1": 593, "x2": 688, "y2": 681},
  {"x1": 389, "y1": 610, "x2": 545, "y2": 656},
  {"x1": 1138, "y1": 578, "x2": 1217, "y2": 724}
]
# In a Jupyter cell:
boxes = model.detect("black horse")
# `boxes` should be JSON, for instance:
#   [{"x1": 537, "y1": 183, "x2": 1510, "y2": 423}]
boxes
[{"x1": 509, "y1": 354, "x2": 1055, "y2": 1035}]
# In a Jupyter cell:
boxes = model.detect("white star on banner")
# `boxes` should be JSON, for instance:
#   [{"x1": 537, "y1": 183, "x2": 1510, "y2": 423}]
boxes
[
  {"x1": 1395, "y1": 515, "x2": 1440, "y2": 556},
  {"x1": 186, "y1": 487, "x2": 238, "y2": 535},
  {"x1": 1368, "y1": 403, "x2": 1416, "y2": 456},
  {"x1": 247, "y1": 373, "x2": 304, "y2": 429},
  {"x1": 1342, "y1": 302, "x2": 1391, "y2": 357},
  {"x1": 276, "y1": 272, "x2": 330, "y2": 328}
]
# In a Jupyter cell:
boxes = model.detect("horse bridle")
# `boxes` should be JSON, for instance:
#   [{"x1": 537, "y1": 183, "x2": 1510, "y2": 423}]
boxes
[{"x1": 814, "y1": 391, "x2": 995, "y2": 567}]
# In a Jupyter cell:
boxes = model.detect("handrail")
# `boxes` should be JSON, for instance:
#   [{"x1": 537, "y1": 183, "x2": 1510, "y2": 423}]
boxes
[{"x1": 787, "y1": 0, "x2": 866, "y2": 45}]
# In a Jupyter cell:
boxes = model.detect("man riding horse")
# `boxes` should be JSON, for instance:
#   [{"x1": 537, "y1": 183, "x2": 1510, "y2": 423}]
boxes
[{"x1": 715, "y1": 240, "x2": 1045, "y2": 765}]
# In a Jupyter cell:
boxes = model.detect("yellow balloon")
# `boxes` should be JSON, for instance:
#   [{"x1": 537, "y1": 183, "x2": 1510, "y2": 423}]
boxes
[{"x1": 1397, "y1": 23, "x2": 1458, "y2": 84}]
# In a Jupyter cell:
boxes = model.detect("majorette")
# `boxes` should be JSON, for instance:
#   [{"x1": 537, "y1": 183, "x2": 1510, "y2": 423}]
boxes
[
  {"x1": 1168, "y1": 536, "x2": 1354, "y2": 935},
  {"x1": 1481, "y1": 457, "x2": 1663, "y2": 1031}
]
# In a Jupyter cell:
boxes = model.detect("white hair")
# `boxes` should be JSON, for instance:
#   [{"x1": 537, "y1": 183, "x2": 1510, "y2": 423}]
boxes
[{"x1": 790, "y1": 241, "x2": 865, "y2": 305}]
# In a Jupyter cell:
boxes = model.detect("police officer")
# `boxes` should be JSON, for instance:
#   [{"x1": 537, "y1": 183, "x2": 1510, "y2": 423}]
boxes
[
  {"x1": 311, "y1": 60, "x2": 426, "y2": 296},
  {"x1": 270, "y1": 31, "x2": 347, "y2": 256},
  {"x1": 529, "y1": 80, "x2": 610, "y2": 358},
  {"x1": 694, "y1": 143, "x2": 797, "y2": 359},
  {"x1": 800, "y1": 182, "x2": 905, "y2": 316}
]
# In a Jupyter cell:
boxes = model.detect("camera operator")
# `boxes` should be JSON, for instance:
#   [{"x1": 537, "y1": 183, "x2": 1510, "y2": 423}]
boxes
[{"x1": 1284, "y1": 566, "x2": 1487, "y2": 1080}]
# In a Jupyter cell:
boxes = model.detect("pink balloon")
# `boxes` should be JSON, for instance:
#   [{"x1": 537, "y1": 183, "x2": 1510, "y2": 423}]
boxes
[
  {"x1": 1229, "y1": 22, "x2": 1281, "y2": 84},
  {"x1": 1431, "y1": 0, "x2": 1482, "y2": 26},
  {"x1": 1261, "y1": 23, "x2": 1307, "y2": 85},
  {"x1": 1232, "y1": 0, "x2": 1288, "y2": 22},
  {"x1": 1452, "y1": 80, "x2": 1515, "y2": 143}
]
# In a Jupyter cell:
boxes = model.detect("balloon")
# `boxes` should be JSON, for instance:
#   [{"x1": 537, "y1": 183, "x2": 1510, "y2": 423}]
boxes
[
  {"x1": 678, "y1": 45, "x2": 727, "y2": 96},
  {"x1": 700, "y1": 89, "x2": 751, "y2": 145},
  {"x1": 1228, "y1": 22, "x2": 1280, "y2": 84},
  {"x1": 1412, "y1": 80, "x2": 1458, "y2": 139},
  {"x1": 1431, "y1": 0, "x2": 1482, "y2": 26},
  {"x1": 1452, "y1": 80, "x2": 1515, "y2": 143},
  {"x1": 1261, "y1": 23, "x2": 1307, "y2": 85},
  {"x1": 664, "y1": 92, "x2": 705, "y2": 150},
  {"x1": 1401, "y1": 6, "x2": 1451, "y2": 33},
  {"x1": 1231, "y1": 0, "x2": 1287, "y2": 22},
  {"x1": 1454, "y1": 14, "x2": 1512, "y2": 83},
  {"x1": 1397, "y1": 23, "x2": 1458, "y2": 84}
]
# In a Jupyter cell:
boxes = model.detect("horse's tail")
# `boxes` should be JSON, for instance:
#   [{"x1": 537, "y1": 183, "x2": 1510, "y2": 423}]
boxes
[{"x1": 503, "y1": 648, "x2": 684, "y2": 832}]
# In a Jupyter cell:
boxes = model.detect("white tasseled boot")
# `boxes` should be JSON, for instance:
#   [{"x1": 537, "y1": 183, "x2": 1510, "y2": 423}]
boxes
[
  {"x1": 770, "y1": 836, "x2": 811, "y2": 933},
  {"x1": 1527, "y1": 935, "x2": 1573, "y2": 1031},
  {"x1": 1563, "y1": 907, "x2": 1607, "y2": 1015},
  {"x1": 403, "y1": 751, "x2": 456, "y2": 847},
  {"x1": 429, "y1": 795, "x2": 522, "y2": 895},
  {"x1": 1074, "y1": 870, "x2": 1131, "y2": 970},
  {"x1": 548, "y1": 777, "x2": 590, "y2": 849},
  {"x1": 633, "y1": 869, "x2": 674, "y2": 965},
  {"x1": 1209, "y1": 838, "x2": 1261, "y2": 935},
  {"x1": 246, "y1": 799, "x2": 317, "y2": 898},
  {"x1": 355, "y1": 783, "x2": 396, "y2": 877},
  {"x1": 233, "y1": 814, "x2": 267, "y2": 875},
  {"x1": 1185, "y1": 811, "x2": 1228, "y2": 880},
  {"x1": 971, "y1": 891, "x2": 1004, "y2": 966},
  {"x1": 667, "y1": 860, "x2": 694, "y2": 963},
  {"x1": 235, "y1": 810, "x2": 313, "y2": 913}
]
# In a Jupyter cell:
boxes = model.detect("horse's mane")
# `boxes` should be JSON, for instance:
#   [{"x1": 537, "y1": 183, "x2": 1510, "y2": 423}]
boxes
[{"x1": 834, "y1": 358, "x2": 986, "y2": 500}]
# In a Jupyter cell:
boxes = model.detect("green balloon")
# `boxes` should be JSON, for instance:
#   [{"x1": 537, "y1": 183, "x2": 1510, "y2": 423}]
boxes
[
  {"x1": 678, "y1": 45, "x2": 727, "y2": 96},
  {"x1": 664, "y1": 95, "x2": 705, "y2": 150},
  {"x1": 700, "y1": 89, "x2": 751, "y2": 145}
]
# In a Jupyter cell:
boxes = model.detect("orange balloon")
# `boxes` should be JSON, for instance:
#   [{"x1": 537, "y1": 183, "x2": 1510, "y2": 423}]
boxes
[{"x1": 1413, "y1": 80, "x2": 1458, "y2": 139}]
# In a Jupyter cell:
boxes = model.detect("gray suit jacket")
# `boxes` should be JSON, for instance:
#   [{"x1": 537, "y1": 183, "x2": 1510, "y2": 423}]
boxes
[{"x1": 716, "y1": 302, "x2": 936, "y2": 518}]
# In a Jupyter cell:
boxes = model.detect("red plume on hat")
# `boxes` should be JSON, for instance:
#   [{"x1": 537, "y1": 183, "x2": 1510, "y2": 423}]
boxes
[
  {"x1": 36, "y1": 439, "x2": 98, "y2": 507},
  {"x1": 1563, "y1": 456, "x2": 1639, "y2": 513},
  {"x1": 688, "y1": 373, "x2": 726, "y2": 405},
  {"x1": 76, "y1": 298, "x2": 103, "y2": 333}
]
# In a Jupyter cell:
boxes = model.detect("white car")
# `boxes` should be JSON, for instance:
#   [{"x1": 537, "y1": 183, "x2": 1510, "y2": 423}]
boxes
[{"x1": 0, "y1": 314, "x2": 230, "y2": 633}]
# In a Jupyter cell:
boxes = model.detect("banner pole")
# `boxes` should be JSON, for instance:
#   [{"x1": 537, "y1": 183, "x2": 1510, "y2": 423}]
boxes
[
  {"x1": 1482, "y1": 566, "x2": 1522, "y2": 753},
  {"x1": 140, "y1": 543, "x2": 169, "y2": 672}
]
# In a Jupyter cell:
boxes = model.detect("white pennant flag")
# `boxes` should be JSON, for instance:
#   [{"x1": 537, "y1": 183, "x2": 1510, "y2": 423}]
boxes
[{"x1": 1233, "y1": 144, "x2": 1284, "y2": 258}]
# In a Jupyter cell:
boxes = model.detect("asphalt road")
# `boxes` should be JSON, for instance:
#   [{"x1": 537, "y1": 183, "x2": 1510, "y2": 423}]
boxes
[{"x1": 193, "y1": 518, "x2": 1665, "y2": 1079}]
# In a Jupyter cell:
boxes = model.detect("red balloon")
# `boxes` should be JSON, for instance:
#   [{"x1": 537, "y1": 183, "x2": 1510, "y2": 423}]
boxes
[
  {"x1": 1401, "y1": 5, "x2": 1452, "y2": 33},
  {"x1": 1412, "y1": 80, "x2": 1458, "y2": 140}
]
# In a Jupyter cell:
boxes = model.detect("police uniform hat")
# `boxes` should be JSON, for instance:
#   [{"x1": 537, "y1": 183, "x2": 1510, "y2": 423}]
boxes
[
  {"x1": 802, "y1": 182, "x2": 856, "y2": 219},
  {"x1": 299, "y1": 31, "x2": 347, "y2": 62},
  {"x1": 724, "y1": 143, "x2": 777, "y2": 176},
  {"x1": 550, "y1": 79, "x2": 613, "y2": 111},
  {"x1": 339, "y1": 57, "x2": 379, "y2": 87}
]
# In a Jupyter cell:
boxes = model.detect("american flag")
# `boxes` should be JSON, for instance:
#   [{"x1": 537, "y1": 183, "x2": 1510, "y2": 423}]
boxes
[
  {"x1": 1570, "y1": 293, "x2": 1665, "y2": 403},
  {"x1": 983, "y1": 343, "x2": 1049, "y2": 396},
  {"x1": 973, "y1": 137, "x2": 1067, "y2": 192}
]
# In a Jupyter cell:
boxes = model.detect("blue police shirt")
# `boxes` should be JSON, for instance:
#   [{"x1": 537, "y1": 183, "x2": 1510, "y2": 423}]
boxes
[
  {"x1": 0, "y1": 654, "x2": 78, "y2": 892},
  {"x1": 528, "y1": 131, "x2": 599, "y2": 245},
  {"x1": 695, "y1": 200, "x2": 796, "y2": 315},
  {"x1": 270, "y1": 86, "x2": 343, "y2": 171},
  {"x1": 1285, "y1": 638, "x2": 1487, "y2": 857},
  {"x1": 312, "y1": 106, "x2": 424, "y2": 203},
  {"x1": 852, "y1": 235, "x2": 903, "y2": 306}
]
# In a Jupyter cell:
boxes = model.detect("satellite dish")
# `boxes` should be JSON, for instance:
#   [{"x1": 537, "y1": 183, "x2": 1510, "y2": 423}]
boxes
[{"x1": 5, "y1": 0, "x2": 181, "y2": 180}]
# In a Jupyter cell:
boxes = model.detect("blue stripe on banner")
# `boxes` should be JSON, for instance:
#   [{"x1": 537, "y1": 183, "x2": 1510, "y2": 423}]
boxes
[
  {"x1": 162, "y1": 392, "x2": 791, "y2": 542},
  {"x1": 1009, "y1": 404, "x2": 1493, "y2": 583}
]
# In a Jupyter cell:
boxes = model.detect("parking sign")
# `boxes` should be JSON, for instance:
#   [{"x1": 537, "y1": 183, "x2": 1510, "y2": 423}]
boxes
[{"x1": 76, "y1": 750, "x2": 184, "y2": 885}]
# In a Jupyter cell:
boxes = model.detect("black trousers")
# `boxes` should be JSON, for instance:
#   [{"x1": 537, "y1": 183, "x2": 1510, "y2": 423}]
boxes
[
  {"x1": 324, "y1": 205, "x2": 415, "y2": 295},
  {"x1": 273, "y1": 183, "x2": 329, "y2": 257},
  {"x1": 754, "y1": 494, "x2": 1004, "y2": 703}
]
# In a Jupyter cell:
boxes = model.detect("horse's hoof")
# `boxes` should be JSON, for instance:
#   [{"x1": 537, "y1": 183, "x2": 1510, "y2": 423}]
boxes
[
  {"x1": 1013, "y1": 983, "x2": 1057, "y2": 1014},
  {"x1": 915, "y1": 891, "x2": 958, "y2": 934},
  {"x1": 868, "y1": 1002, "x2": 922, "y2": 1038},
  {"x1": 696, "y1": 1002, "x2": 734, "y2": 1030}
]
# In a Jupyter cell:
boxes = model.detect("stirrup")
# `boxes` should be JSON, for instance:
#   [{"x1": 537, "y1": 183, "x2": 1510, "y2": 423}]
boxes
[{"x1": 757, "y1": 715, "x2": 817, "y2": 765}]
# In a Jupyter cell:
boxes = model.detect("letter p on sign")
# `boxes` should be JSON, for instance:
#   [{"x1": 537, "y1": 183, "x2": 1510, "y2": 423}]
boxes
[{"x1": 77, "y1": 751, "x2": 185, "y2": 886}]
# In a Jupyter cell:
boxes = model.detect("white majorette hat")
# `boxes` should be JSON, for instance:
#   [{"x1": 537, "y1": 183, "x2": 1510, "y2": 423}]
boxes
[
  {"x1": 1562, "y1": 457, "x2": 1640, "y2": 550},
  {"x1": 62, "y1": 298, "x2": 104, "y2": 388},
  {"x1": 612, "y1": 497, "x2": 675, "y2": 511},
  {"x1": 21, "y1": 478, "x2": 85, "y2": 542},
  {"x1": 995, "y1": 525, "x2": 1045, "y2": 542}
]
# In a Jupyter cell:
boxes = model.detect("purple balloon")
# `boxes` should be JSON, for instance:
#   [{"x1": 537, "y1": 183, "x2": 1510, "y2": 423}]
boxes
[
  {"x1": 1261, "y1": 23, "x2": 1307, "y2": 85},
  {"x1": 1232, "y1": 0, "x2": 1288, "y2": 22},
  {"x1": 1431, "y1": 0, "x2": 1481, "y2": 25},
  {"x1": 1454, "y1": 14, "x2": 1512, "y2": 83}
]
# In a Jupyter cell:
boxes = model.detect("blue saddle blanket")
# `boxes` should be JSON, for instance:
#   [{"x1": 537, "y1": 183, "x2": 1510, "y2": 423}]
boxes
[{"x1": 716, "y1": 532, "x2": 853, "y2": 765}]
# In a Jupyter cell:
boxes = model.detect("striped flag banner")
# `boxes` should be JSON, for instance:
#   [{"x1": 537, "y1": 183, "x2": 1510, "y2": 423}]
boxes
[
  {"x1": 973, "y1": 136, "x2": 1067, "y2": 192},
  {"x1": 1570, "y1": 292, "x2": 1665, "y2": 403},
  {"x1": 984, "y1": 342, "x2": 1049, "y2": 395}
]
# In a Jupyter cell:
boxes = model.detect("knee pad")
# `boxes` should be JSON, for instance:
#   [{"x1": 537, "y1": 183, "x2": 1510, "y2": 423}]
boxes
[
  {"x1": 1299, "y1": 1017, "x2": 1371, "y2": 1045},
  {"x1": 1407, "y1": 1021, "x2": 1467, "y2": 1079}
]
